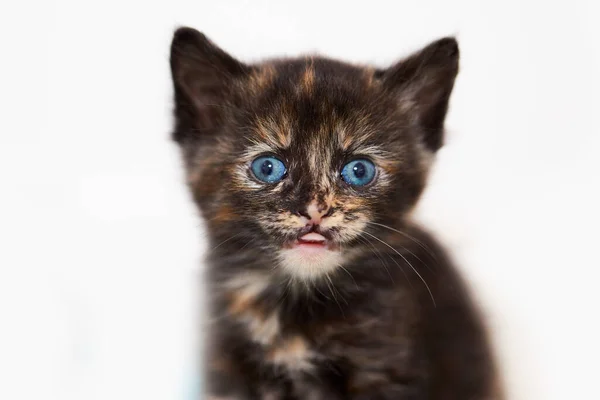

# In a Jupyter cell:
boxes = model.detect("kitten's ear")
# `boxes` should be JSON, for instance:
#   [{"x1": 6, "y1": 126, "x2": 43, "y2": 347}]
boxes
[
  {"x1": 380, "y1": 38, "x2": 459, "y2": 152},
  {"x1": 170, "y1": 27, "x2": 249, "y2": 145}
]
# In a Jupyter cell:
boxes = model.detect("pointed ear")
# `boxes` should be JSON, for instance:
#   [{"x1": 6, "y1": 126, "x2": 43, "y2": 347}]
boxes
[
  {"x1": 170, "y1": 27, "x2": 249, "y2": 146},
  {"x1": 380, "y1": 38, "x2": 459, "y2": 152}
]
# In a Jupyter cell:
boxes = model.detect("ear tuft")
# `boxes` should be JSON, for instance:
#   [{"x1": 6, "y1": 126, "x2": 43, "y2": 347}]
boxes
[
  {"x1": 426, "y1": 37, "x2": 459, "y2": 62},
  {"x1": 381, "y1": 37, "x2": 460, "y2": 152}
]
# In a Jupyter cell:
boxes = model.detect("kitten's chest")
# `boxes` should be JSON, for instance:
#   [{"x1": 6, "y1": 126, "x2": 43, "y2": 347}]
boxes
[
  {"x1": 217, "y1": 273, "x2": 408, "y2": 375},
  {"x1": 219, "y1": 279, "x2": 341, "y2": 366},
  {"x1": 223, "y1": 287, "x2": 349, "y2": 374},
  {"x1": 210, "y1": 270, "x2": 418, "y2": 399}
]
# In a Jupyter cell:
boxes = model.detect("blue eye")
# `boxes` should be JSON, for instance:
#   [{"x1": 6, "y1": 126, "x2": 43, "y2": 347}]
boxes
[
  {"x1": 341, "y1": 159, "x2": 377, "y2": 186},
  {"x1": 251, "y1": 156, "x2": 287, "y2": 183}
]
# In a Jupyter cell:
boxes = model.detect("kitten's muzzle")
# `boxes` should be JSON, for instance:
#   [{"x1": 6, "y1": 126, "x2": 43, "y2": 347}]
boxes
[
  {"x1": 294, "y1": 204, "x2": 334, "y2": 226},
  {"x1": 297, "y1": 224, "x2": 334, "y2": 241}
]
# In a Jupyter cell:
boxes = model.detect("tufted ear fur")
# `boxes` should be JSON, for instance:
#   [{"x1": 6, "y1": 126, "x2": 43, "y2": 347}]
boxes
[
  {"x1": 379, "y1": 38, "x2": 459, "y2": 152},
  {"x1": 170, "y1": 27, "x2": 249, "y2": 157}
]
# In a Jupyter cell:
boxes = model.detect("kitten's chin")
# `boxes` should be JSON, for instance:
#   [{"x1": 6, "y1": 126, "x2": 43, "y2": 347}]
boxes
[{"x1": 278, "y1": 236, "x2": 343, "y2": 280}]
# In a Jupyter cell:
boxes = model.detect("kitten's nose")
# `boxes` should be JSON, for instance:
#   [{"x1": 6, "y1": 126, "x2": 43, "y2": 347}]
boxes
[{"x1": 302, "y1": 201, "x2": 332, "y2": 225}]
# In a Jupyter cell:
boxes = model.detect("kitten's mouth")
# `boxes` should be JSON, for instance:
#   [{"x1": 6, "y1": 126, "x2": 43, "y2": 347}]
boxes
[
  {"x1": 297, "y1": 232, "x2": 328, "y2": 248},
  {"x1": 286, "y1": 232, "x2": 339, "y2": 252}
]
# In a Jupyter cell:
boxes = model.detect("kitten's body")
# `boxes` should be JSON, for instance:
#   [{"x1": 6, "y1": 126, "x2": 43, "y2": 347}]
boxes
[{"x1": 170, "y1": 28, "x2": 501, "y2": 399}]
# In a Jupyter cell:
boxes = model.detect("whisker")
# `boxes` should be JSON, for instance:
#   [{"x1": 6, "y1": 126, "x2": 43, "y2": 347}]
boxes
[
  {"x1": 366, "y1": 221, "x2": 438, "y2": 262},
  {"x1": 276, "y1": 277, "x2": 293, "y2": 308},
  {"x1": 337, "y1": 264, "x2": 358, "y2": 290},
  {"x1": 325, "y1": 274, "x2": 346, "y2": 316},
  {"x1": 314, "y1": 283, "x2": 331, "y2": 302},
  {"x1": 361, "y1": 231, "x2": 436, "y2": 307},
  {"x1": 212, "y1": 232, "x2": 243, "y2": 250},
  {"x1": 366, "y1": 222, "x2": 438, "y2": 276},
  {"x1": 357, "y1": 234, "x2": 395, "y2": 285},
  {"x1": 360, "y1": 233, "x2": 416, "y2": 292},
  {"x1": 328, "y1": 273, "x2": 348, "y2": 305},
  {"x1": 238, "y1": 238, "x2": 256, "y2": 251}
]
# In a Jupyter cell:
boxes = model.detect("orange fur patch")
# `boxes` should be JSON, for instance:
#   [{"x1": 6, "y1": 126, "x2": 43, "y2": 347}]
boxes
[
  {"x1": 267, "y1": 335, "x2": 312, "y2": 371},
  {"x1": 248, "y1": 65, "x2": 276, "y2": 93},
  {"x1": 300, "y1": 59, "x2": 315, "y2": 94},
  {"x1": 213, "y1": 204, "x2": 236, "y2": 223},
  {"x1": 254, "y1": 116, "x2": 292, "y2": 148}
]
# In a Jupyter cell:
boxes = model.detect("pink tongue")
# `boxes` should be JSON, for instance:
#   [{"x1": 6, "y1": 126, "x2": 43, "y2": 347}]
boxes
[{"x1": 299, "y1": 232, "x2": 326, "y2": 242}]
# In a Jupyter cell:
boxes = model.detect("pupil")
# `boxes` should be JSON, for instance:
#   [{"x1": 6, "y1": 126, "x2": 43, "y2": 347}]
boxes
[
  {"x1": 261, "y1": 160, "x2": 273, "y2": 176},
  {"x1": 353, "y1": 162, "x2": 366, "y2": 178}
]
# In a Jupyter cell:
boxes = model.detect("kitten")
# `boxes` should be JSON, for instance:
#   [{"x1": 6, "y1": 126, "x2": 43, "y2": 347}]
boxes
[{"x1": 170, "y1": 27, "x2": 502, "y2": 400}]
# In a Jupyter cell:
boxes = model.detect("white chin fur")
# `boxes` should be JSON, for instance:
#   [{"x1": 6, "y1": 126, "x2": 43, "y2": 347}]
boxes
[{"x1": 277, "y1": 247, "x2": 343, "y2": 280}]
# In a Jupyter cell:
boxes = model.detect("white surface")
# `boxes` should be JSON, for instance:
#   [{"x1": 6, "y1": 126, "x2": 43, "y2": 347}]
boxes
[{"x1": 1, "y1": 1, "x2": 599, "y2": 399}]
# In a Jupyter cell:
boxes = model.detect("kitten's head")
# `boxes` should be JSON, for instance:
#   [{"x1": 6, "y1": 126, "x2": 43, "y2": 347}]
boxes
[{"x1": 170, "y1": 28, "x2": 459, "y2": 280}]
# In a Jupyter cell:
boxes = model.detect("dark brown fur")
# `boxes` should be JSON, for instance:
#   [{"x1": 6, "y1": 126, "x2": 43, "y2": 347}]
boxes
[{"x1": 170, "y1": 27, "x2": 502, "y2": 399}]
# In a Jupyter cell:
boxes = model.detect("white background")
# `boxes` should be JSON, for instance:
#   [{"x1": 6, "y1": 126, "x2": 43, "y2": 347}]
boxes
[{"x1": 1, "y1": 1, "x2": 599, "y2": 399}]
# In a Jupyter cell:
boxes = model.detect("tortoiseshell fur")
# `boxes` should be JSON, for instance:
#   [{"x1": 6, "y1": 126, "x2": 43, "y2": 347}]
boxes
[{"x1": 170, "y1": 27, "x2": 502, "y2": 400}]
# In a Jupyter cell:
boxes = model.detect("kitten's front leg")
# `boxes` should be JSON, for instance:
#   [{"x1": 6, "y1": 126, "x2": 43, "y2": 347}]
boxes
[
  {"x1": 349, "y1": 384, "x2": 423, "y2": 400},
  {"x1": 343, "y1": 343, "x2": 425, "y2": 400},
  {"x1": 204, "y1": 354, "x2": 252, "y2": 400},
  {"x1": 291, "y1": 372, "x2": 347, "y2": 400},
  {"x1": 347, "y1": 372, "x2": 423, "y2": 400}
]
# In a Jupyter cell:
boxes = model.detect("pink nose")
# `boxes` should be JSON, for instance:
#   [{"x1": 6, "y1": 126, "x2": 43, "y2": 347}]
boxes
[{"x1": 305, "y1": 202, "x2": 331, "y2": 225}]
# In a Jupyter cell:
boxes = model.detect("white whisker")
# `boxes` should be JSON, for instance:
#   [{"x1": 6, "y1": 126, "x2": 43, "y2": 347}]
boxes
[
  {"x1": 361, "y1": 231, "x2": 436, "y2": 307},
  {"x1": 325, "y1": 274, "x2": 346, "y2": 316},
  {"x1": 337, "y1": 264, "x2": 358, "y2": 290},
  {"x1": 239, "y1": 238, "x2": 257, "y2": 251},
  {"x1": 357, "y1": 234, "x2": 396, "y2": 285},
  {"x1": 212, "y1": 232, "x2": 243, "y2": 250},
  {"x1": 366, "y1": 221, "x2": 438, "y2": 261}
]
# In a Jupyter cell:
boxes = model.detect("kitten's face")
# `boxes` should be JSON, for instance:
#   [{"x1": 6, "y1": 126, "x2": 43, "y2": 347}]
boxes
[{"x1": 170, "y1": 29, "x2": 458, "y2": 280}]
